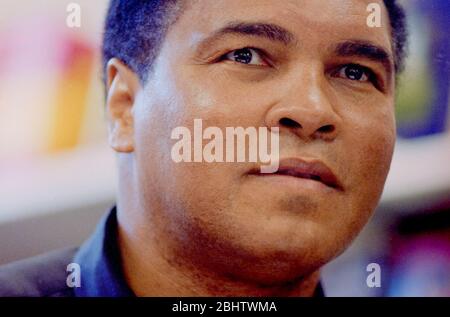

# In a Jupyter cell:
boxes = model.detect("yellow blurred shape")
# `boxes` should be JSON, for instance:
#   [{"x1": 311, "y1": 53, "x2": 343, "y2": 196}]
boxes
[{"x1": 47, "y1": 44, "x2": 94, "y2": 152}]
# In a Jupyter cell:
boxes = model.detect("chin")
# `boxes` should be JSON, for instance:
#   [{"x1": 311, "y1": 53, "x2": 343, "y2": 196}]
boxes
[
  {"x1": 225, "y1": 246, "x2": 328, "y2": 286},
  {"x1": 220, "y1": 224, "x2": 340, "y2": 282}
]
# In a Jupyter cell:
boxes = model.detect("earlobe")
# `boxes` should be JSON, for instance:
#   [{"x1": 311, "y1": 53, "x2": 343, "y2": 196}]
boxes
[{"x1": 105, "y1": 58, "x2": 141, "y2": 153}]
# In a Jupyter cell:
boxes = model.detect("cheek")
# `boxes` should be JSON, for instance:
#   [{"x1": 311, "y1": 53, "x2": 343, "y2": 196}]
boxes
[
  {"x1": 346, "y1": 103, "x2": 396, "y2": 210},
  {"x1": 133, "y1": 75, "x2": 244, "y2": 217},
  {"x1": 319, "y1": 107, "x2": 396, "y2": 252}
]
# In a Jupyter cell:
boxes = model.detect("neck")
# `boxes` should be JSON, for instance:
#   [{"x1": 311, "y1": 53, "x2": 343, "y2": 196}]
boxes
[{"x1": 116, "y1": 206, "x2": 321, "y2": 297}]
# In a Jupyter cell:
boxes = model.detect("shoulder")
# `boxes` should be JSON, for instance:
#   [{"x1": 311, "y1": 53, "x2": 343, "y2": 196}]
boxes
[{"x1": 0, "y1": 247, "x2": 78, "y2": 297}]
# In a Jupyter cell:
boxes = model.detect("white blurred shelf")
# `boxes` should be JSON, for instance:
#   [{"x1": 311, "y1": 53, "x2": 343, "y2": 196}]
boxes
[
  {"x1": 0, "y1": 144, "x2": 117, "y2": 224},
  {"x1": 380, "y1": 132, "x2": 450, "y2": 213}
]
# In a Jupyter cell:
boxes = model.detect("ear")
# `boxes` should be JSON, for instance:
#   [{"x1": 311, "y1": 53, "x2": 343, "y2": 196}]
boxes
[{"x1": 105, "y1": 58, "x2": 141, "y2": 153}]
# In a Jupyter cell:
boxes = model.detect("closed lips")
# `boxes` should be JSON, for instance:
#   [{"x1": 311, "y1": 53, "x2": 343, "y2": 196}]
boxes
[{"x1": 249, "y1": 158, "x2": 343, "y2": 191}]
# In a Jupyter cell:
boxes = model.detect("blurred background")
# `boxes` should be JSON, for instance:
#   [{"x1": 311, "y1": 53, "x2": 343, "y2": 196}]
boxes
[{"x1": 0, "y1": 0, "x2": 449, "y2": 296}]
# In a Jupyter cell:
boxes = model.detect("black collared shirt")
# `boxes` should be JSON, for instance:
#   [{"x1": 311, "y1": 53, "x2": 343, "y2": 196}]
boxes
[{"x1": 73, "y1": 206, "x2": 135, "y2": 296}]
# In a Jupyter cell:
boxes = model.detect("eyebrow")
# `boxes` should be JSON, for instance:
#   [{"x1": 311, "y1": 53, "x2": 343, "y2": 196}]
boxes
[
  {"x1": 333, "y1": 40, "x2": 394, "y2": 77},
  {"x1": 196, "y1": 21, "x2": 297, "y2": 51}
]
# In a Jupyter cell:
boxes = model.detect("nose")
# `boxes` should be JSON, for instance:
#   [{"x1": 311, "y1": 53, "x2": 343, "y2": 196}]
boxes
[{"x1": 265, "y1": 69, "x2": 341, "y2": 142}]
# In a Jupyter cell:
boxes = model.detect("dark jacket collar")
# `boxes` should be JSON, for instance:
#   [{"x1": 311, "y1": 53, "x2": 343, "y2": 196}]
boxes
[{"x1": 73, "y1": 206, "x2": 134, "y2": 296}]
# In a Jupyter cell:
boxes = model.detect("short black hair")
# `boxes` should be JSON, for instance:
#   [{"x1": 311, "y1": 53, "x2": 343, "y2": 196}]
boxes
[
  {"x1": 102, "y1": 0, "x2": 408, "y2": 83},
  {"x1": 102, "y1": 0, "x2": 183, "y2": 83},
  {"x1": 383, "y1": 0, "x2": 408, "y2": 73}
]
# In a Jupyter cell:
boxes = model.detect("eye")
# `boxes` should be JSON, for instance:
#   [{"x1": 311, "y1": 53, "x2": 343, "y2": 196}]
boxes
[
  {"x1": 336, "y1": 64, "x2": 371, "y2": 82},
  {"x1": 224, "y1": 48, "x2": 267, "y2": 66}
]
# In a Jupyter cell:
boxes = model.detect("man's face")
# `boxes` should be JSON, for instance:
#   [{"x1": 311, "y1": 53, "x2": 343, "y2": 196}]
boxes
[{"x1": 129, "y1": 0, "x2": 396, "y2": 283}]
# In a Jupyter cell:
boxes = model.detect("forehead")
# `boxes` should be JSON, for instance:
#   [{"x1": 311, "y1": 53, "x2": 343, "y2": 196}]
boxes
[{"x1": 172, "y1": 0, "x2": 392, "y2": 54}]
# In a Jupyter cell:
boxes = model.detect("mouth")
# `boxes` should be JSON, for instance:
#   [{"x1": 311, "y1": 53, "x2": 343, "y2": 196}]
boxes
[{"x1": 248, "y1": 158, "x2": 343, "y2": 191}]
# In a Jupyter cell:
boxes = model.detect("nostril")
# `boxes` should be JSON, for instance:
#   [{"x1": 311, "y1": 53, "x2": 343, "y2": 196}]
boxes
[
  {"x1": 318, "y1": 125, "x2": 335, "y2": 133},
  {"x1": 279, "y1": 117, "x2": 301, "y2": 129}
]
